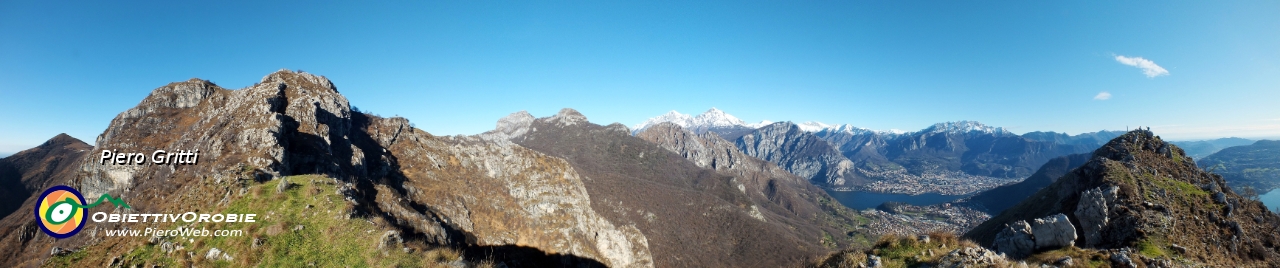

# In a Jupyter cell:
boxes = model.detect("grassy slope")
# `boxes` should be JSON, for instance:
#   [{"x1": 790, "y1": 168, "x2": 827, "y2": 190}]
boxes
[{"x1": 46, "y1": 175, "x2": 471, "y2": 267}]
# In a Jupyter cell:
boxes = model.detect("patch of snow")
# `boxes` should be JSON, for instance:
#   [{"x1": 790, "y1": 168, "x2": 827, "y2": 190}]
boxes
[
  {"x1": 922, "y1": 121, "x2": 1012, "y2": 135},
  {"x1": 796, "y1": 121, "x2": 835, "y2": 132}
]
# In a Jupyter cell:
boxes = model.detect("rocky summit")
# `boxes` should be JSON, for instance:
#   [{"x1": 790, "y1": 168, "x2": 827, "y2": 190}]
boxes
[{"x1": 967, "y1": 129, "x2": 1280, "y2": 266}]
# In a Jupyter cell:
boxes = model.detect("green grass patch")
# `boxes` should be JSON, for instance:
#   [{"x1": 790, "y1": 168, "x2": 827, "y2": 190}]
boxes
[
  {"x1": 49, "y1": 175, "x2": 467, "y2": 267},
  {"x1": 44, "y1": 248, "x2": 89, "y2": 267},
  {"x1": 1137, "y1": 238, "x2": 1169, "y2": 259}
]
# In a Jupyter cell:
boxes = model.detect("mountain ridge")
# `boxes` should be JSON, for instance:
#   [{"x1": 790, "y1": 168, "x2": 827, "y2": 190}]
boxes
[
  {"x1": 0, "y1": 70, "x2": 653, "y2": 267},
  {"x1": 1198, "y1": 139, "x2": 1280, "y2": 193},
  {"x1": 965, "y1": 129, "x2": 1280, "y2": 266}
]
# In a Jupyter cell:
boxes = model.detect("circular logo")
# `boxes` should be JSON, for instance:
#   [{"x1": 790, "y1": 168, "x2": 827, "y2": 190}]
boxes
[{"x1": 35, "y1": 185, "x2": 87, "y2": 239}]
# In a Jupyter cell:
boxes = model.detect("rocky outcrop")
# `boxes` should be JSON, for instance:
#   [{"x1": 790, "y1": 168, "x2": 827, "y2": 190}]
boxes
[
  {"x1": 994, "y1": 220, "x2": 1035, "y2": 258},
  {"x1": 1074, "y1": 185, "x2": 1118, "y2": 247},
  {"x1": 548, "y1": 108, "x2": 588, "y2": 126},
  {"x1": 992, "y1": 213, "x2": 1078, "y2": 259},
  {"x1": 481, "y1": 110, "x2": 534, "y2": 141},
  {"x1": 934, "y1": 247, "x2": 1015, "y2": 268},
  {"x1": 736, "y1": 122, "x2": 862, "y2": 187},
  {"x1": 1030, "y1": 213, "x2": 1076, "y2": 250},
  {"x1": 372, "y1": 118, "x2": 652, "y2": 267}
]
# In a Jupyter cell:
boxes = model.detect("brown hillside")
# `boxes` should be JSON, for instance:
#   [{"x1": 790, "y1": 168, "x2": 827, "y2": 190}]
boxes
[
  {"x1": 512, "y1": 110, "x2": 833, "y2": 267},
  {"x1": 0, "y1": 134, "x2": 91, "y2": 264}
]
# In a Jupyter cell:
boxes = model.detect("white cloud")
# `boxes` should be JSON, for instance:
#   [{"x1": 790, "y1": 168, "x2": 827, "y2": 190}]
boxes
[
  {"x1": 1094, "y1": 91, "x2": 1112, "y2": 100},
  {"x1": 1114, "y1": 55, "x2": 1169, "y2": 78}
]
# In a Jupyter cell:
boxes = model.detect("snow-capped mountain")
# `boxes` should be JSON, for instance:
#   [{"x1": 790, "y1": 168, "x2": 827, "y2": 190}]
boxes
[
  {"x1": 690, "y1": 107, "x2": 749, "y2": 128},
  {"x1": 795, "y1": 121, "x2": 836, "y2": 132},
  {"x1": 632, "y1": 111, "x2": 695, "y2": 130},
  {"x1": 745, "y1": 120, "x2": 774, "y2": 128},
  {"x1": 632, "y1": 108, "x2": 908, "y2": 137},
  {"x1": 632, "y1": 110, "x2": 1013, "y2": 138},
  {"x1": 631, "y1": 108, "x2": 768, "y2": 135},
  {"x1": 922, "y1": 120, "x2": 1014, "y2": 136}
]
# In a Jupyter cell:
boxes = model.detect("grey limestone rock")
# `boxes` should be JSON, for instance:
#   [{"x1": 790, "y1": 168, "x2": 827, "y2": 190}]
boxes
[
  {"x1": 1109, "y1": 250, "x2": 1136, "y2": 268},
  {"x1": 735, "y1": 122, "x2": 856, "y2": 187},
  {"x1": 936, "y1": 247, "x2": 1013, "y2": 267},
  {"x1": 550, "y1": 108, "x2": 588, "y2": 126},
  {"x1": 491, "y1": 110, "x2": 534, "y2": 139},
  {"x1": 1031, "y1": 213, "x2": 1077, "y2": 250},
  {"x1": 866, "y1": 255, "x2": 882, "y2": 268},
  {"x1": 378, "y1": 230, "x2": 403, "y2": 250},
  {"x1": 603, "y1": 123, "x2": 631, "y2": 136},
  {"x1": 1075, "y1": 185, "x2": 1118, "y2": 247},
  {"x1": 994, "y1": 220, "x2": 1035, "y2": 258}
]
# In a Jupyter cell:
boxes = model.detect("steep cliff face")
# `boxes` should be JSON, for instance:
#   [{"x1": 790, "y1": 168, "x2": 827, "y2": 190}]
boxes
[
  {"x1": 364, "y1": 115, "x2": 652, "y2": 267},
  {"x1": 812, "y1": 130, "x2": 898, "y2": 172},
  {"x1": 0, "y1": 70, "x2": 648, "y2": 267},
  {"x1": 635, "y1": 122, "x2": 863, "y2": 246},
  {"x1": 736, "y1": 122, "x2": 863, "y2": 187},
  {"x1": 966, "y1": 130, "x2": 1280, "y2": 266},
  {"x1": 510, "y1": 111, "x2": 832, "y2": 267}
]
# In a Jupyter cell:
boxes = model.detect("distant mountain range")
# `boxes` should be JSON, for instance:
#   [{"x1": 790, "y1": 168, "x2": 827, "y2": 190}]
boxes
[
  {"x1": 633, "y1": 109, "x2": 1124, "y2": 194},
  {"x1": 1198, "y1": 140, "x2": 1280, "y2": 193},
  {"x1": 1171, "y1": 137, "x2": 1257, "y2": 159},
  {"x1": 4, "y1": 71, "x2": 1279, "y2": 267}
]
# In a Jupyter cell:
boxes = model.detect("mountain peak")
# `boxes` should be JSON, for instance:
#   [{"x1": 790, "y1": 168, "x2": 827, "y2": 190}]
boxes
[
  {"x1": 42, "y1": 133, "x2": 82, "y2": 147},
  {"x1": 261, "y1": 69, "x2": 337, "y2": 92},
  {"x1": 691, "y1": 108, "x2": 746, "y2": 127},
  {"x1": 494, "y1": 111, "x2": 534, "y2": 135},
  {"x1": 923, "y1": 120, "x2": 1011, "y2": 135},
  {"x1": 550, "y1": 108, "x2": 589, "y2": 126},
  {"x1": 1092, "y1": 128, "x2": 1179, "y2": 162},
  {"x1": 795, "y1": 121, "x2": 834, "y2": 132},
  {"x1": 632, "y1": 108, "x2": 756, "y2": 135}
]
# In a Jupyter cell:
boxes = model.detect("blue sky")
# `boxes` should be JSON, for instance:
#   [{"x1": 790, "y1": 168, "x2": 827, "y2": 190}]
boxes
[{"x1": 2, "y1": 1, "x2": 1278, "y2": 154}]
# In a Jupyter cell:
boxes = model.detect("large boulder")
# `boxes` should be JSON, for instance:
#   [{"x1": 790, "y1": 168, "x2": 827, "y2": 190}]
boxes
[
  {"x1": 1074, "y1": 185, "x2": 1118, "y2": 247},
  {"x1": 994, "y1": 220, "x2": 1035, "y2": 258},
  {"x1": 1031, "y1": 213, "x2": 1076, "y2": 250},
  {"x1": 936, "y1": 247, "x2": 1015, "y2": 268}
]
